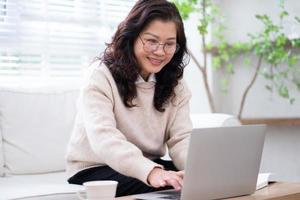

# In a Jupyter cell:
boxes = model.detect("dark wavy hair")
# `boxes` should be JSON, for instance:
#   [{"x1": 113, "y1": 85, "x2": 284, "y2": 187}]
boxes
[{"x1": 101, "y1": 0, "x2": 189, "y2": 112}]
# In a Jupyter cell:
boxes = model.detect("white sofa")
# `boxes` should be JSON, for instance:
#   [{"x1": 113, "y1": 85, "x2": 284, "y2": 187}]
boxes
[{"x1": 0, "y1": 84, "x2": 240, "y2": 200}]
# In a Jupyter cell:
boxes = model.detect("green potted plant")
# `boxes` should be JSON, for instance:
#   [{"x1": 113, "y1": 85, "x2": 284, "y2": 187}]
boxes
[{"x1": 173, "y1": 0, "x2": 300, "y2": 119}]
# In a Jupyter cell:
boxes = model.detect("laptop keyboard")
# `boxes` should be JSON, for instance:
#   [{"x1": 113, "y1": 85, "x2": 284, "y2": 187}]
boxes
[
  {"x1": 134, "y1": 190, "x2": 181, "y2": 200},
  {"x1": 157, "y1": 190, "x2": 181, "y2": 199}
]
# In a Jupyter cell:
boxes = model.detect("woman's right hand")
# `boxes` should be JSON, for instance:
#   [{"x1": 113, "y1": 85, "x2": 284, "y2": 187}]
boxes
[{"x1": 147, "y1": 167, "x2": 184, "y2": 191}]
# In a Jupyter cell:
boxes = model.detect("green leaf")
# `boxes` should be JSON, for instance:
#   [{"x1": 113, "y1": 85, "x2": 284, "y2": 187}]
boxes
[
  {"x1": 292, "y1": 39, "x2": 300, "y2": 47},
  {"x1": 289, "y1": 98, "x2": 295, "y2": 104},
  {"x1": 212, "y1": 57, "x2": 221, "y2": 70},
  {"x1": 263, "y1": 72, "x2": 274, "y2": 80},
  {"x1": 296, "y1": 83, "x2": 300, "y2": 91},
  {"x1": 288, "y1": 56, "x2": 298, "y2": 67},
  {"x1": 280, "y1": 11, "x2": 289, "y2": 19},
  {"x1": 206, "y1": 42, "x2": 213, "y2": 50},
  {"x1": 265, "y1": 85, "x2": 273, "y2": 92},
  {"x1": 278, "y1": 85, "x2": 289, "y2": 98},
  {"x1": 220, "y1": 52, "x2": 229, "y2": 62},
  {"x1": 291, "y1": 39, "x2": 300, "y2": 47},
  {"x1": 226, "y1": 63, "x2": 234, "y2": 73},
  {"x1": 256, "y1": 14, "x2": 273, "y2": 26},
  {"x1": 255, "y1": 14, "x2": 265, "y2": 20},
  {"x1": 275, "y1": 34, "x2": 287, "y2": 47},
  {"x1": 172, "y1": 0, "x2": 198, "y2": 20},
  {"x1": 243, "y1": 58, "x2": 251, "y2": 65},
  {"x1": 198, "y1": 21, "x2": 208, "y2": 35},
  {"x1": 232, "y1": 42, "x2": 249, "y2": 54},
  {"x1": 219, "y1": 42, "x2": 227, "y2": 51}
]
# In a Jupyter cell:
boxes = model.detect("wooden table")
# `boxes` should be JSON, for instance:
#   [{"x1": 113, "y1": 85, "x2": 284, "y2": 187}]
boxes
[{"x1": 116, "y1": 182, "x2": 300, "y2": 200}]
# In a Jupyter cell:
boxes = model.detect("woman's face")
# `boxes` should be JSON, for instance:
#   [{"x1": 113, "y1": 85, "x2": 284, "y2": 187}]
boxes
[{"x1": 134, "y1": 19, "x2": 177, "y2": 80}]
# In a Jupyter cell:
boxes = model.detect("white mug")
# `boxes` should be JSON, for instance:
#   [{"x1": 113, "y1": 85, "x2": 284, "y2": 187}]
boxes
[{"x1": 77, "y1": 180, "x2": 118, "y2": 200}]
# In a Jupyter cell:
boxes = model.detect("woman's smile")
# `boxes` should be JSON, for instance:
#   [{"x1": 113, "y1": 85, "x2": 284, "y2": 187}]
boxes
[{"x1": 147, "y1": 57, "x2": 164, "y2": 66}]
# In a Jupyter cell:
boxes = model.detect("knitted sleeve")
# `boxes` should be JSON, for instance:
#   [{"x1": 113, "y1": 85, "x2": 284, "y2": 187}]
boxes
[{"x1": 166, "y1": 79, "x2": 193, "y2": 170}]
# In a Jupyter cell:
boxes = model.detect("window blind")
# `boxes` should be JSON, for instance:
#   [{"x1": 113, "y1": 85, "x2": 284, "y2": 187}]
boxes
[{"x1": 0, "y1": 0, "x2": 135, "y2": 78}]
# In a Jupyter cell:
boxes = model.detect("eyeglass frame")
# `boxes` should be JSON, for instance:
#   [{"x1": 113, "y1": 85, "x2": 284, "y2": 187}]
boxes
[{"x1": 138, "y1": 35, "x2": 180, "y2": 55}]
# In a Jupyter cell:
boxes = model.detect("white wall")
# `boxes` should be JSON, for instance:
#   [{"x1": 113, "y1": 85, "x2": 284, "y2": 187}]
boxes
[
  {"x1": 260, "y1": 125, "x2": 300, "y2": 182},
  {"x1": 183, "y1": 13, "x2": 212, "y2": 113},
  {"x1": 214, "y1": 54, "x2": 300, "y2": 118},
  {"x1": 213, "y1": 0, "x2": 300, "y2": 118}
]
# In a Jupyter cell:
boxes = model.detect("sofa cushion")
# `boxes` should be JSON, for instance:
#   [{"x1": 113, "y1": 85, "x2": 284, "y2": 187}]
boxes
[
  {"x1": 0, "y1": 84, "x2": 79, "y2": 174},
  {"x1": 190, "y1": 113, "x2": 240, "y2": 128},
  {"x1": 0, "y1": 172, "x2": 83, "y2": 199},
  {"x1": 0, "y1": 125, "x2": 3, "y2": 176}
]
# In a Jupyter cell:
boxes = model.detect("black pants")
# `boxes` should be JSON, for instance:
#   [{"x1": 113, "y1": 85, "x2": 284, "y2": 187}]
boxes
[{"x1": 68, "y1": 159, "x2": 178, "y2": 197}]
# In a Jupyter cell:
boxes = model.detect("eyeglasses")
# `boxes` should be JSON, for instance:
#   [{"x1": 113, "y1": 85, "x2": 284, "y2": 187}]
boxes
[{"x1": 139, "y1": 36, "x2": 180, "y2": 55}]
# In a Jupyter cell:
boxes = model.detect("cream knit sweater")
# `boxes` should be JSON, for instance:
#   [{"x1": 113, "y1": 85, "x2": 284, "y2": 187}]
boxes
[{"x1": 66, "y1": 63, "x2": 192, "y2": 185}]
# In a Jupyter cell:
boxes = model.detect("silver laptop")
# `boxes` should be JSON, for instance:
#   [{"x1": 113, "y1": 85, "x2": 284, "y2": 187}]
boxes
[{"x1": 134, "y1": 125, "x2": 266, "y2": 200}]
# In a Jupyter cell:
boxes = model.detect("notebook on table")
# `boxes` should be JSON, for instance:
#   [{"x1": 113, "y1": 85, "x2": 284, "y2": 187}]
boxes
[{"x1": 134, "y1": 125, "x2": 266, "y2": 200}]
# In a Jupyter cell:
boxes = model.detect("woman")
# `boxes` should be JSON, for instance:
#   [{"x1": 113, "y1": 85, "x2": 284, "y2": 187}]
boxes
[{"x1": 66, "y1": 0, "x2": 192, "y2": 197}]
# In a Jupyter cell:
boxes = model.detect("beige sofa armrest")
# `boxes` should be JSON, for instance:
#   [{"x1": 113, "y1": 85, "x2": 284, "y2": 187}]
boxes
[{"x1": 191, "y1": 113, "x2": 240, "y2": 128}]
